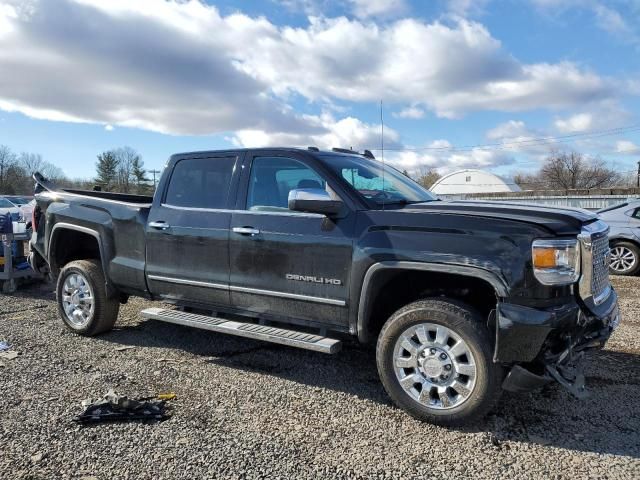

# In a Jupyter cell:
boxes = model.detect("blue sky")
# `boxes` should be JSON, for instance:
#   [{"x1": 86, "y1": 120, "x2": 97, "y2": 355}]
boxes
[{"x1": 0, "y1": 0, "x2": 639, "y2": 180}]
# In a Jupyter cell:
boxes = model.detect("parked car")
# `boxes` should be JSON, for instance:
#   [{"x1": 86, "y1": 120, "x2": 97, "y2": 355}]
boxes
[
  {"x1": 3, "y1": 195, "x2": 33, "y2": 207},
  {"x1": 0, "y1": 197, "x2": 20, "y2": 221},
  {"x1": 29, "y1": 148, "x2": 619, "y2": 426},
  {"x1": 597, "y1": 200, "x2": 640, "y2": 276}
]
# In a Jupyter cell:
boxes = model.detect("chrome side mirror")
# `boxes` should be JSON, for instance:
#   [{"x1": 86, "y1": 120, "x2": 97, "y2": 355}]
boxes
[{"x1": 288, "y1": 188, "x2": 344, "y2": 216}]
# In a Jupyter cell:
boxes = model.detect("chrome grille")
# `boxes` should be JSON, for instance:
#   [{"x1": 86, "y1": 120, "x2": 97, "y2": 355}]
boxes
[
  {"x1": 591, "y1": 233, "x2": 610, "y2": 302},
  {"x1": 578, "y1": 220, "x2": 611, "y2": 305}
]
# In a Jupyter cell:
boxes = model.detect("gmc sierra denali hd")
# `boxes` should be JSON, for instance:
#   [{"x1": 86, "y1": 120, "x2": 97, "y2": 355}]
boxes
[{"x1": 29, "y1": 148, "x2": 620, "y2": 425}]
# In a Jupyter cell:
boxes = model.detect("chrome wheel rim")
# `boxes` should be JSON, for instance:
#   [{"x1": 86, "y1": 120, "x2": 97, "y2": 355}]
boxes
[
  {"x1": 393, "y1": 323, "x2": 477, "y2": 410},
  {"x1": 610, "y1": 246, "x2": 636, "y2": 273},
  {"x1": 61, "y1": 273, "x2": 94, "y2": 327}
]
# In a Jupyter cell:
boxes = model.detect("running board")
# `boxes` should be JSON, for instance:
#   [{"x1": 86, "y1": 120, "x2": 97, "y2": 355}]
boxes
[{"x1": 140, "y1": 307, "x2": 342, "y2": 354}]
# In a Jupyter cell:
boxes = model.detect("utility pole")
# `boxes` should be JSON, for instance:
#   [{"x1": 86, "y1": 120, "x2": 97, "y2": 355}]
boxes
[
  {"x1": 637, "y1": 161, "x2": 640, "y2": 188},
  {"x1": 149, "y1": 169, "x2": 161, "y2": 190}
]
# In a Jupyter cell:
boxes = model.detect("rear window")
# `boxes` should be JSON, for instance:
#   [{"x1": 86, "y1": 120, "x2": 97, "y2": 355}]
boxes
[
  {"x1": 164, "y1": 157, "x2": 236, "y2": 209},
  {"x1": 0, "y1": 198, "x2": 14, "y2": 208}
]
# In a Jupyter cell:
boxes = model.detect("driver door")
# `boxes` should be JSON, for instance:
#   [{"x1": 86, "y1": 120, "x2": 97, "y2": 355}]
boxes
[{"x1": 228, "y1": 152, "x2": 355, "y2": 328}]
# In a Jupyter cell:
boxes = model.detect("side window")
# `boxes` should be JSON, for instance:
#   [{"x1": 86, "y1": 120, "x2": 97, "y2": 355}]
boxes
[
  {"x1": 633, "y1": 208, "x2": 640, "y2": 220},
  {"x1": 247, "y1": 157, "x2": 326, "y2": 211},
  {"x1": 164, "y1": 157, "x2": 235, "y2": 209}
]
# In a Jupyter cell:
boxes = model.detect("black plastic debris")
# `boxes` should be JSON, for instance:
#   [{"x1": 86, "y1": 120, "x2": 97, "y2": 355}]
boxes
[{"x1": 75, "y1": 389, "x2": 171, "y2": 424}]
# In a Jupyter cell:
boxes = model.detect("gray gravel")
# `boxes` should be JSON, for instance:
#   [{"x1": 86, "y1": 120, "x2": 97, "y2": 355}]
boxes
[{"x1": 1, "y1": 277, "x2": 639, "y2": 479}]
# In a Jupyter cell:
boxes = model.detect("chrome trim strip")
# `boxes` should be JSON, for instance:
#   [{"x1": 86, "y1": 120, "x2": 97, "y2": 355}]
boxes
[
  {"x1": 147, "y1": 275, "x2": 346, "y2": 306},
  {"x1": 578, "y1": 220, "x2": 611, "y2": 306},
  {"x1": 230, "y1": 285, "x2": 346, "y2": 306},
  {"x1": 147, "y1": 274, "x2": 228, "y2": 290}
]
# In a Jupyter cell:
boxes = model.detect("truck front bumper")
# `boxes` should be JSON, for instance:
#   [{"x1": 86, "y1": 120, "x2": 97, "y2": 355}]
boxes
[{"x1": 496, "y1": 289, "x2": 620, "y2": 397}]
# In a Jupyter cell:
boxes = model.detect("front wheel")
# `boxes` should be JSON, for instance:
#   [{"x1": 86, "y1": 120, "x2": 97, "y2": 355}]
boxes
[
  {"x1": 376, "y1": 299, "x2": 502, "y2": 426},
  {"x1": 56, "y1": 259, "x2": 119, "y2": 336}
]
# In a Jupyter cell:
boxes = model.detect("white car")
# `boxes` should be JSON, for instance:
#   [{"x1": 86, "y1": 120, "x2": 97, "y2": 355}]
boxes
[{"x1": 0, "y1": 196, "x2": 20, "y2": 222}]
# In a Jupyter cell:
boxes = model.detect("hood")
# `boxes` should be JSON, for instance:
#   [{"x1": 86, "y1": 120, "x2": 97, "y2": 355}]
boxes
[{"x1": 399, "y1": 200, "x2": 597, "y2": 235}]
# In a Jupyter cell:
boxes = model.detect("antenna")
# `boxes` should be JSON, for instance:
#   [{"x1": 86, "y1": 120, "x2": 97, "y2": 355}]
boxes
[{"x1": 380, "y1": 100, "x2": 385, "y2": 210}]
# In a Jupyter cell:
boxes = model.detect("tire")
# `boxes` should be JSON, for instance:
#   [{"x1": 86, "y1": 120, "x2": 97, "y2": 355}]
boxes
[
  {"x1": 376, "y1": 298, "x2": 502, "y2": 426},
  {"x1": 609, "y1": 241, "x2": 640, "y2": 276},
  {"x1": 56, "y1": 259, "x2": 119, "y2": 336}
]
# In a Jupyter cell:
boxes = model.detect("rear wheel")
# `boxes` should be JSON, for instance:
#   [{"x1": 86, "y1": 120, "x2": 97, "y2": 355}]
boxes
[
  {"x1": 376, "y1": 298, "x2": 502, "y2": 426},
  {"x1": 56, "y1": 259, "x2": 119, "y2": 335},
  {"x1": 609, "y1": 241, "x2": 640, "y2": 276}
]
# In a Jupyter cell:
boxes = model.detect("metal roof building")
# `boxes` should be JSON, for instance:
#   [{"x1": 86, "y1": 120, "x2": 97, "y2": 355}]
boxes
[{"x1": 430, "y1": 169, "x2": 521, "y2": 195}]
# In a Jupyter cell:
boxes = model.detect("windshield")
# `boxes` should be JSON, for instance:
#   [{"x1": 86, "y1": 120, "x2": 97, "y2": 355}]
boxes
[
  {"x1": 320, "y1": 154, "x2": 436, "y2": 205},
  {"x1": 0, "y1": 198, "x2": 15, "y2": 208}
]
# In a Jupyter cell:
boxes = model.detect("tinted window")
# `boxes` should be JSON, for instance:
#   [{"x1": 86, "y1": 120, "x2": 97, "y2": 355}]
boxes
[
  {"x1": 164, "y1": 157, "x2": 235, "y2": 209},
  {"x1": 247, "y1": 157, "x2": 326, "y2": 210},
  {"x1": 633, "y1": 208, "x2": 640, "y2": 220},
  {"x1": 0, "y1": 198, "x2": 14, "y2": 208}
]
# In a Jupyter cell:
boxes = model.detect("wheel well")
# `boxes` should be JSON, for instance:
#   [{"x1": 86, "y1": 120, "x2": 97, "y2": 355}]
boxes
[
  {"x1": 50, "y1": 229, "x2": 101, "y2": 275},
  {"x1": 610, "y1": 237, "x2": 640, "y2": 249},
  {"x1": 360, "y1": 269, "x2": 498, "y2": 343}
]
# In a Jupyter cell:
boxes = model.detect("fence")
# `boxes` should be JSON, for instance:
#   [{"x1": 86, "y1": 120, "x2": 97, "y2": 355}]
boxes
[{"x1": 436, "y1": 187, "x2": 640, "y2": 210}]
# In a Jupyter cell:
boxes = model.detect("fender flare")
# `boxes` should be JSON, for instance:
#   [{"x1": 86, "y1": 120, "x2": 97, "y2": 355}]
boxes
[
  {"x1": 48, "y1": 223, "x2": 115, "y2": 296},
  {"x1": 356, "y1": 261, "x2": 509, "y2": 342}
]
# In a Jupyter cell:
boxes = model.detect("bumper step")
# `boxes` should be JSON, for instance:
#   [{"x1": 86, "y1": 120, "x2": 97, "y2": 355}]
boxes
[{"x1": 140, "y1": 308, "x2": 342, "y2": 354}]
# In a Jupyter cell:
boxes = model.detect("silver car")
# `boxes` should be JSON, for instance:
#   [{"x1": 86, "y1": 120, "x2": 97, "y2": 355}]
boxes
[{"x1": 597, "y1": 200, "x2": 640, "y2": 275}]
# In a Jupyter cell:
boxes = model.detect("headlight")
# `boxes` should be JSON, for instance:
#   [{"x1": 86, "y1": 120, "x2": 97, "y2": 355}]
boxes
[{"x1": 532, "y1": 239, "x2": 580, "y2": 285}]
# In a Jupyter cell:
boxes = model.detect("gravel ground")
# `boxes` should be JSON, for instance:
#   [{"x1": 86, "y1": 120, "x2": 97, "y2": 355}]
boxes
[{"x1": 1, "y1": 277, "x2": 639, "y2": 479}]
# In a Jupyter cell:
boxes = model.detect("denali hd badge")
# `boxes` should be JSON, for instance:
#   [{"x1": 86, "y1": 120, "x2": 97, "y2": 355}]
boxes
[{"x1": 286, "y1": 274, "x2": 342, "y2": 286}]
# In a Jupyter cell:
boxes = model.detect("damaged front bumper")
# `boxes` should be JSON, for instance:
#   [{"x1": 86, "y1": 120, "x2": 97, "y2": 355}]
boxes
[{"x1": 497, "y1": 289, "x2": 620, "y2": 398}]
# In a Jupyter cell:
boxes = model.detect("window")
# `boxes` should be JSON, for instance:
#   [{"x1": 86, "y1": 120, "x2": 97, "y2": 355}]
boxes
[
  {"x1": 164, "y1": 157, "x2": 235, "y2": 209},
  {"x1": 465, "y1": 176, "x2": 471, "y2": 182},
  {"x1": 247, "y1": 157, "x2": 326, "y2": 211},
  {"x1": 632, "y1": 208, "x2": 640, "y2": 220},
  {"x1": 321, "y1": 154, "x2": 436, "y2": 205}
]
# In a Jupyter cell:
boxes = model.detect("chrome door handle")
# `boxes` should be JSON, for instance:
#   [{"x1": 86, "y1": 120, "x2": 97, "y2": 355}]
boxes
[
  {"x1": 149, "y1": 221, "x2": 170, "y2": 230},
  {"x1": 232, "y1": 227, "x2": 260, "y2": 236}
]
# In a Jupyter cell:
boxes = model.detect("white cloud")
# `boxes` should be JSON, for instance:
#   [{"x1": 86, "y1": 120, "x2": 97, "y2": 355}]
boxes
[
  {"x1": 393, "y1": 106, "x2": 426, "y2": 119},
  {"x1": 104, "y1": 124, "x2": 114, "y2": 131},
  {"x1": 554, "y1": 113, "x2": 593, "y2": 133},
  {"x1": 0, "y1": 0, "x2": 621, "y2": 140},
  {"x1": 233, "y1": 113, "x2": 400, "y2": 151},
  {"x1": 616, "y1": 140, "x2": 639, "y2": 154},
  {"x1": 348, "y1": 0, "x2": 407, "y2": 18}
]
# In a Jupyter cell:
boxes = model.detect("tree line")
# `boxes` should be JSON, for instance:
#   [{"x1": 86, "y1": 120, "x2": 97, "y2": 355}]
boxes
[
  {"x1": 406, "y1": 150, "x2": 632, "y2": 191},
  {"x1": 0, "y1": 144, "x2": 153, "y2": 195}
]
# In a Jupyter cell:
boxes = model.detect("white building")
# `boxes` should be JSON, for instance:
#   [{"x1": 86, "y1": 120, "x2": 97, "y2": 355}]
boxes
[{"x1": 430, "y1": 169, "x2": 521, "y2": 195}]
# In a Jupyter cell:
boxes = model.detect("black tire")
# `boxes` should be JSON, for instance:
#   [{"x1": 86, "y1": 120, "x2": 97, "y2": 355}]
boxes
[
  {"x1": 609, "y1": 241, "x2": 640, "y2": 276},
  {"x1": 376, "y1": 298, "x2": 502, "y2": 426},
  {"x1": 56, "y1": 259, "x2": 119, "y2": 336}
]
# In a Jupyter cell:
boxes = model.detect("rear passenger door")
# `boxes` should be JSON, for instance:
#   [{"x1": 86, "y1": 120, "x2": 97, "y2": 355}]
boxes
[{"x1": 145, "y1": 154, "x2": 240, "y2": 307}]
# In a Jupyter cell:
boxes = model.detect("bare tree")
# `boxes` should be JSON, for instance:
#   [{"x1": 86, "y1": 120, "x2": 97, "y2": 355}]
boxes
[
  {"x1": 515, "y1": 151, "x2": 621, "y2": 190},
  {"x1": 19, "y1": 152, "x2": 65, "y2": 180},
  {"x1": 415, "y1": 165, "x2": 441, "y2": 190},
  {"x1": 113, "y1": 146, "x2": 141, "y2": 193},
  {"x1": 0, "y1": 145, "x2": 17, "y2": 192}
]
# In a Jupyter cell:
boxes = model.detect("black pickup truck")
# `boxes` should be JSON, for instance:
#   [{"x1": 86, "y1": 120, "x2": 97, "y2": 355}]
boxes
[{"x1": 29, "y1": 147, "x2": 620, "y2": 425}]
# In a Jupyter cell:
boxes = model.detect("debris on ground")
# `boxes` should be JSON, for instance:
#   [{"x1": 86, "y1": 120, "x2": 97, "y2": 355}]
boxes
[
  {"x1": 0, "y1": 340, "x2": 9, "y2": 352},
  {"x1": 0, "y1": 350, "x2": 18, "y2": 360},
  {"x1": 75, "y1": 389, "x2": 172, "y2": 424},
  {"x1": 114, "y1": 345, "x2": 136, "y2": 352}
]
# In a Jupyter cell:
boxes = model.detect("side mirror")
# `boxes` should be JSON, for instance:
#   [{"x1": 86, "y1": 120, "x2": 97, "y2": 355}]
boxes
[{"x1": 288, "y1": 188, "x2": 344, "y2": 216}]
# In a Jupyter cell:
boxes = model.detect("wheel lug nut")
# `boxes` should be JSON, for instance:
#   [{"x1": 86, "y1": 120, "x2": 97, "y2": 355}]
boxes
[
  {"x1": 444, "y1": 364, "x2": 452, "y2": 371},
  {"x1": 440, "y1": 353, "x2": 447, "y2": 360},
  {"x1": 430, "y1": 348, "x2": 436, "y2": 355},
  {"x1": 440, "y1": 374, "x2": 447, "y2": 379}
]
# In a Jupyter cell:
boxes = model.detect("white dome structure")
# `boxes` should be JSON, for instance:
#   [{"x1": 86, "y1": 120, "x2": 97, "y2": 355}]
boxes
[{"x1": 430, "y1": 169, "x2": 521, "y2": 195}]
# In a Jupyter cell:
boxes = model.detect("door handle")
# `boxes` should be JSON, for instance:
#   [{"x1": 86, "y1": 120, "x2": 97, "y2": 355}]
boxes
[
  {"x1": 232, "y1": 226, "x2": 260, "y2": 236},
  {"x1": 149, "y1": 221, "x2": 170, "y2": 230}
]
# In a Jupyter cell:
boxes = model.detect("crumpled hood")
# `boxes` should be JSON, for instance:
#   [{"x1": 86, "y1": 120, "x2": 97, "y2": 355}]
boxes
[{"x1": 399, "y1": 200, "x2": 597, "y2": 235}]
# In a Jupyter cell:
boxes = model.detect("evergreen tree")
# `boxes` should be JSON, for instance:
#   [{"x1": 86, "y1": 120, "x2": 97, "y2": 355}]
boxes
[
  {"x1": 95, "y1": 151, "x2": 118, "y2": 190},
  {"x1": 131, "y1": 156, "x2": 150, "y2": 194}
]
